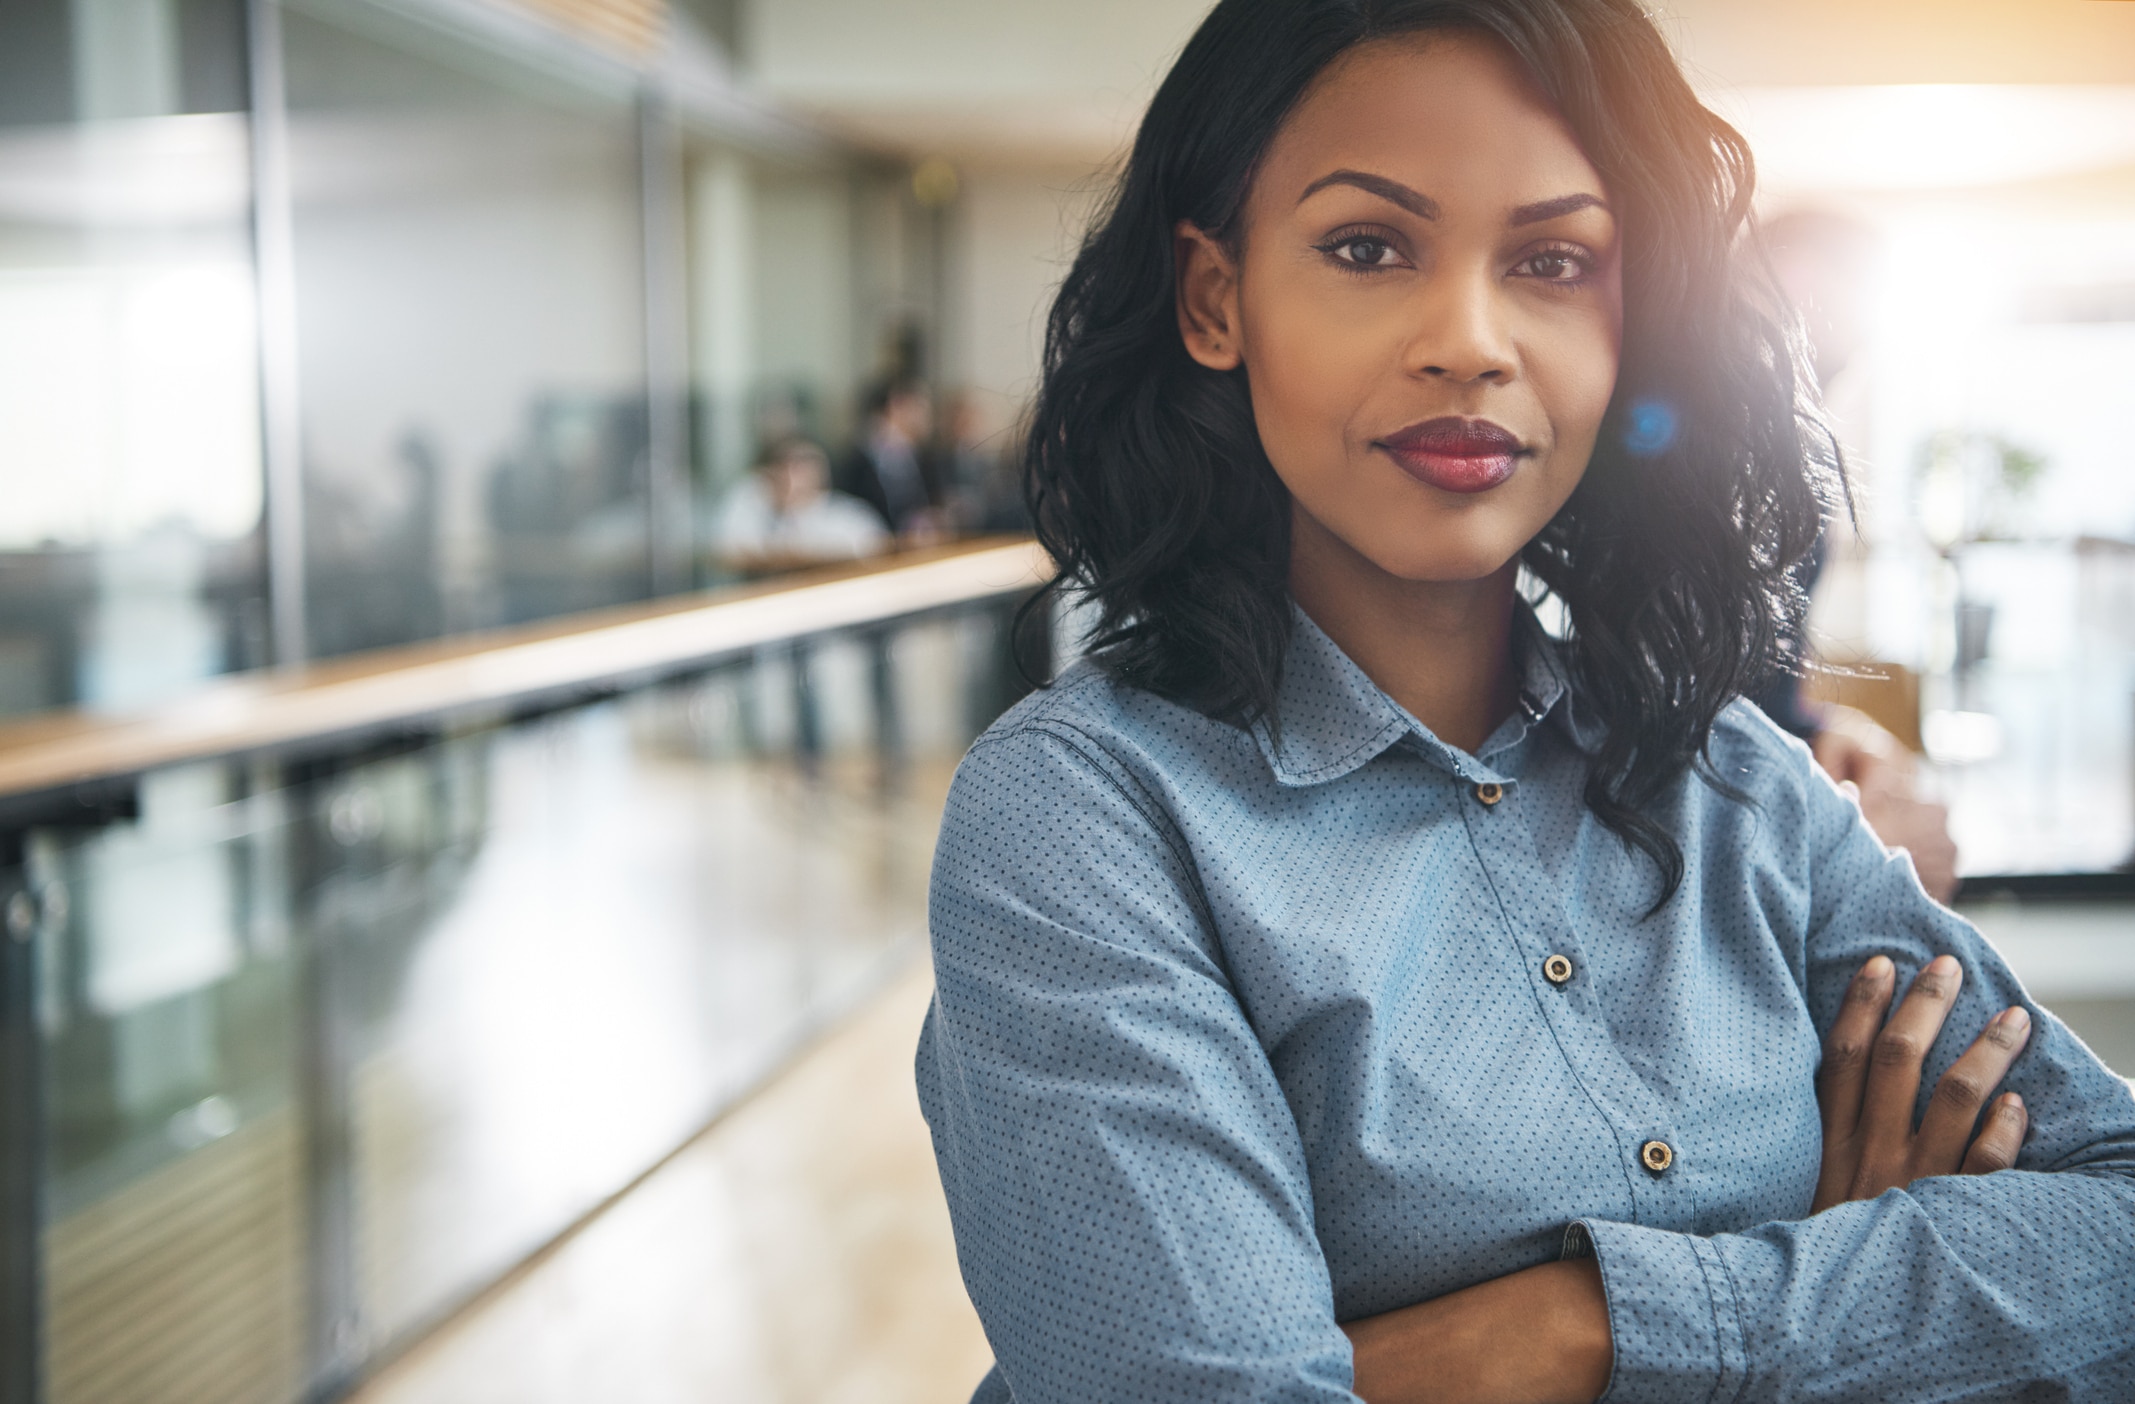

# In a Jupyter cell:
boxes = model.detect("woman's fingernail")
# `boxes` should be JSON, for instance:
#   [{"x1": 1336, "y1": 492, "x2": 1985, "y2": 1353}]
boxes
[
  {"x1": 1865, "y1": 955, "x2": 1893, "y2": 981},
  {"x1": 2006, "y1": 1006, "x2": 2031, "y2": 1035},
  {"x1": 1930, "y1": 954, "x2": 1960, "y2": 977}
]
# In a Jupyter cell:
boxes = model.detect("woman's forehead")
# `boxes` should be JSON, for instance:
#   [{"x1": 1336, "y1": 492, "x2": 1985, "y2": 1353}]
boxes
[{"x1": 1259, "y1": 31, "x2": 1604, "y2": 213}]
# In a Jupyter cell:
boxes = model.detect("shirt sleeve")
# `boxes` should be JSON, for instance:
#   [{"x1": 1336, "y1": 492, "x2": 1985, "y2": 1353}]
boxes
[
  {"x1": 1580, "y1": 744, "x2": 2135, "y2": 1403},
  {"x1": 916, "y1": 721, "x2": 1359, "y2": 1404}
]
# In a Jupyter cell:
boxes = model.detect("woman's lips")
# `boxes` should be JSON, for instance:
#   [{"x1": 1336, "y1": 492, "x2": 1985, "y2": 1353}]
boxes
[{"x1": 1378, "y1": 416, "x2": 1523, "y2": 494}]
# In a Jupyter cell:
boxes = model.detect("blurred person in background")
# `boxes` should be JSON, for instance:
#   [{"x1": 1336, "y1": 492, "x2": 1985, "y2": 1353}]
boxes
[
  {"x1": 1755, "y1": 208, "x2": 1959, "y2": 900},
  {"x1": 938, "y1": 390, "x2": 1031, "y2": 534},
  {"x1": 919, "y1": 1, "x2": 2135, "y2": 1401},
  {"x1": 837, "y1": 376, "x2": 948, "y2": 542},
  {"x1": 712, "y1": 436, "x2": 887, "y2": 576}
]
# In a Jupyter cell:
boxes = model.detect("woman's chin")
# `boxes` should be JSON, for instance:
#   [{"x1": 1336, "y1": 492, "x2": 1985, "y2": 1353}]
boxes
[
  {"x1": 1290, "y1": 489, "x2": 1545, "y2": 589},
  {"x1": 1348, "y1": 533, "x2": 1526, "y2": 587}
]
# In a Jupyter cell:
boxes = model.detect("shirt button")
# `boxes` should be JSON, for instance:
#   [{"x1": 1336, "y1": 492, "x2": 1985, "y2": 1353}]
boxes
[
  {"x1": 1473, "y1": 782, "x2": 1504, "y2": 806},
  {"x1": 1543, "y1": 954, "x2": 1574, "y2": 985},
  {"x1": 1640, "y1": 1140, "x2": 1675, "y2": 1174}
]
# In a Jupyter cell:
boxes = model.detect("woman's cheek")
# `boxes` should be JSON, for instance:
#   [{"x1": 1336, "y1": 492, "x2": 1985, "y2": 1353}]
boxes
[
  {"x1": 1532, "y1": 313, "x2": 1621, "y2": 478},
  {"x1": 1245, "y1": 318, "x2": 1376, "y2": 491}
]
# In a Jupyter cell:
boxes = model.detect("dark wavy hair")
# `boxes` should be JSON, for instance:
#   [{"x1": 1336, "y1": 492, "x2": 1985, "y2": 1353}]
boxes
[{"x1": 1025, "y1": 0, "x2": 1839, "y2": 901}]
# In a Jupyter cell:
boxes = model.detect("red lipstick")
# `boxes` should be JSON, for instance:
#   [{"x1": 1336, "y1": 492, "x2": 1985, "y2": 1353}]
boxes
[{"x1": 1379, "y1": 417, "x2": 1523, "y2": 494}]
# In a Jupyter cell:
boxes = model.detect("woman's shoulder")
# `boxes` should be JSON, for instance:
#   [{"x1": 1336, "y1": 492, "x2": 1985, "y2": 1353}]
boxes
[
  {"x1": 1708, "y1": 694, "x2": 1817, "y2": 768},
  {"x1": 938, "y1": 664, "x2": 1253, "y2": 901},
  {"x1": 957, "y1": 659, "x2": 1257, "y2": 808},
  {"x1": 976, "y1": 659, "x2": 1218, "y2": 748},
  {"x1": 1700, "y1": 694, "x2": 1837, "y2": 824}
]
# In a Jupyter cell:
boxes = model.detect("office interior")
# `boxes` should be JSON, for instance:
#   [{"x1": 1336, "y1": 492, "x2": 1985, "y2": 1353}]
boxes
[{"x1": 0, "y1": 0, "x2": 2130, "y2": 1400}]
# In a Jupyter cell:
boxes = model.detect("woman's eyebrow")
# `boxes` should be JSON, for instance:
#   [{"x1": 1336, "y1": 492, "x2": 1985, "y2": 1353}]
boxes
[
  {"x1": 1297, "y1": 170, "x2": 1440, "y2": 220},
  {"x1": 1509, "y1": 193, "x2": 1609, "y2": 226}
]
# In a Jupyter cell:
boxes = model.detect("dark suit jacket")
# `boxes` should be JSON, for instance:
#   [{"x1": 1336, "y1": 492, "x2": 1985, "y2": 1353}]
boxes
[{"x1": 835, "y1": 441, "x2": 940, "y2": 531}]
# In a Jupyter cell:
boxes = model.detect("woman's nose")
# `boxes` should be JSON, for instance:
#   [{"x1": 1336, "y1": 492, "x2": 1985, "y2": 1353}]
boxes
[{"x1": 1408, "y1": 270, "x2": 1516, "y2": 385}]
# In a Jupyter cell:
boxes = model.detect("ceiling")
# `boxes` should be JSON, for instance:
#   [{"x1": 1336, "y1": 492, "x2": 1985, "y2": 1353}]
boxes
[{"x1": 734, "y1": 0, "x2": 2135, "y2": 188}]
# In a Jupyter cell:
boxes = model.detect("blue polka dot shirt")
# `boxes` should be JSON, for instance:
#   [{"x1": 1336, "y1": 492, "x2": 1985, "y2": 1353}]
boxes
[{"x1": 917, "y1": 607, "x2": 2135, "y2": 1402}]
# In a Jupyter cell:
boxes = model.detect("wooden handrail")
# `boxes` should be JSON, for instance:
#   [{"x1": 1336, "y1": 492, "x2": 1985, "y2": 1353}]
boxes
[{"x1": 0, "y1": 538, "x2": 1050, "y2": 802}]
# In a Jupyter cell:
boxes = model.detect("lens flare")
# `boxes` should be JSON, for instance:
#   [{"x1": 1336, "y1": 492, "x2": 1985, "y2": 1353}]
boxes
[{"x1": 1623, "y1": 397, "x2": 1679, "y2": 457}]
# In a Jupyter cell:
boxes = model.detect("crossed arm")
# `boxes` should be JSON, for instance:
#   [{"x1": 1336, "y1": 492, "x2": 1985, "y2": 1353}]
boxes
[{"x1": 1342, "y1": 954, "x2": 2037, "y2": 1404}]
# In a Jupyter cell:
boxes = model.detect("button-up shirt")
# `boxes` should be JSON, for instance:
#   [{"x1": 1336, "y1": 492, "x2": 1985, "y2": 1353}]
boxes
[{"x1": 917, "y1": 608, "x2": 2135, "y2": 1402}]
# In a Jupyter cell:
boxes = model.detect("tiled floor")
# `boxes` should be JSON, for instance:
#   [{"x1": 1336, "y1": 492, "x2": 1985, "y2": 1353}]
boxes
[{"x1": 345, "y1": 961, "x2": 994, "y2": 1404}]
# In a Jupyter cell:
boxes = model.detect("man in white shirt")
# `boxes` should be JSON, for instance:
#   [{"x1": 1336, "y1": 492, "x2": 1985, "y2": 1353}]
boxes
[{"x1": 712, "y1": 437, "x2": 888, "y2": 575}]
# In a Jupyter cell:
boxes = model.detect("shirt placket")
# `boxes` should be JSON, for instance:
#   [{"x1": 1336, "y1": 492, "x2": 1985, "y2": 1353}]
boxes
[{"x1": 1455, "y1": 770, "x2": 1690, "y2": 1229}]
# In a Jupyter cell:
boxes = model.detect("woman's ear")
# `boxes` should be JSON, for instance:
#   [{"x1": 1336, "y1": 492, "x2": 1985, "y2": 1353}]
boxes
[{"x1": 1175, "y1": 222, "x2": 1244, "y2": 371}]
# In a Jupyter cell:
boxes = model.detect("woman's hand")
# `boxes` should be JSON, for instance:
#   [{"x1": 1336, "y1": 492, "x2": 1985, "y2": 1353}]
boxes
[
  {"x1": 1812, "y1": 954, "x2": 2032, "y2": 1213},
  {"x1": 1344, "y1": 1258, "x2": 1611, "y2": 1404}
]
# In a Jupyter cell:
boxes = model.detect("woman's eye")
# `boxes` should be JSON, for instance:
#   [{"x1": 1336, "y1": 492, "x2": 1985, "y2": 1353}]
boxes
[
  {"x1": 1516, "y1": 248, "x2": 1591, "y2": 282},
  {"x1": 1323, "y1": 236, "x2": 1403, "y2": 269}
]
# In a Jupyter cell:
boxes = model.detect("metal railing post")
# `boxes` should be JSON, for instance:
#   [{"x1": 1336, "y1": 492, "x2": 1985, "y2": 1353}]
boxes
[
  {"x1": 639, "y1": 88, "x2": 692, "y2": 599},
  {"x1": 0, "y1": 835, "x2": 45, "y2": 1404},
  {"x1": 290, "y1": 759, "x2": 359, "y2": 1401}
]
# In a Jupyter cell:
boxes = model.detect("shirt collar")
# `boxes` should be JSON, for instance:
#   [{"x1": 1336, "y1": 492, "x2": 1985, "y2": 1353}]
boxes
[{"x1": 1252, "y1": 602, "x2": 1583, "y2": 788}]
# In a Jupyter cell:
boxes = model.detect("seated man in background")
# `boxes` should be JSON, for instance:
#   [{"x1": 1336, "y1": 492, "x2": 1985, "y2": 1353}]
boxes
[
  {"x1": 712, "y1": 436, "x2": 888, "y2": 577},
  {"x1": 838, "y1": 377, "x2": 949, "y2": 543}
]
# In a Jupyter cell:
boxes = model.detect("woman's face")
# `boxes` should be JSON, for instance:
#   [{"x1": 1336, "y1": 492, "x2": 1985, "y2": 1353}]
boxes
[{"x1": 1177, "y1": 31, "x2": 1622, "y2": 585}]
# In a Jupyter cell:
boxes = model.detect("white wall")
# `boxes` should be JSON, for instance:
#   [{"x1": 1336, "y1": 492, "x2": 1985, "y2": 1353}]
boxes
[{"x1": 748, "y1": 0, "x2": 1206, "y2": 97}]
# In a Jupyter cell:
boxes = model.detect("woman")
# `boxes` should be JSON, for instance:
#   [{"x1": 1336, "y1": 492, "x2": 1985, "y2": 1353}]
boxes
[{"x1": 917, "y1": 2, "x2": 2135, "y2": 1400}]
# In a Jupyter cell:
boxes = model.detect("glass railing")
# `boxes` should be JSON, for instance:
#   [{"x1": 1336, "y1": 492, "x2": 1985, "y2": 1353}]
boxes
[{"x1": 0, "y1": 539, "x2": 1048, "y2": 1404}]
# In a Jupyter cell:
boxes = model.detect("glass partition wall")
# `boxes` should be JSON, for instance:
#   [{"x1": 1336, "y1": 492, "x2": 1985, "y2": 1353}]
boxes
[
  {"x1": 282, "y1": 0, "x2": 654, "y2": 650},
  {"x1": 0, "y1": 0, "x2": 945, "y2": 715},
  {"x1": 0, "y1": 0, "x2": 269, "y2": 720}
]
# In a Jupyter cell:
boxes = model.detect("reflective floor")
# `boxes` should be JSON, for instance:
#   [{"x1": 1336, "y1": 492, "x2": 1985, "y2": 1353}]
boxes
[{"x1": 345, "y1": 959, "x2": 994, "y2": 1404}]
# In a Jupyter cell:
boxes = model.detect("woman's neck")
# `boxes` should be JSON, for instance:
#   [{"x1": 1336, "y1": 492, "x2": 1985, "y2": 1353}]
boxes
[{"x1": 1287, "y1": 510, "x2": 1520, "y2": 756}]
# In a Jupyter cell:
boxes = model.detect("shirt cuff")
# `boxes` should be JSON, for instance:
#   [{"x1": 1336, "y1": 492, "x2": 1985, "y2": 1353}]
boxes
[{"x1": 1575, "y1": 1218, "x2": 1749, "y2": 1403}]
